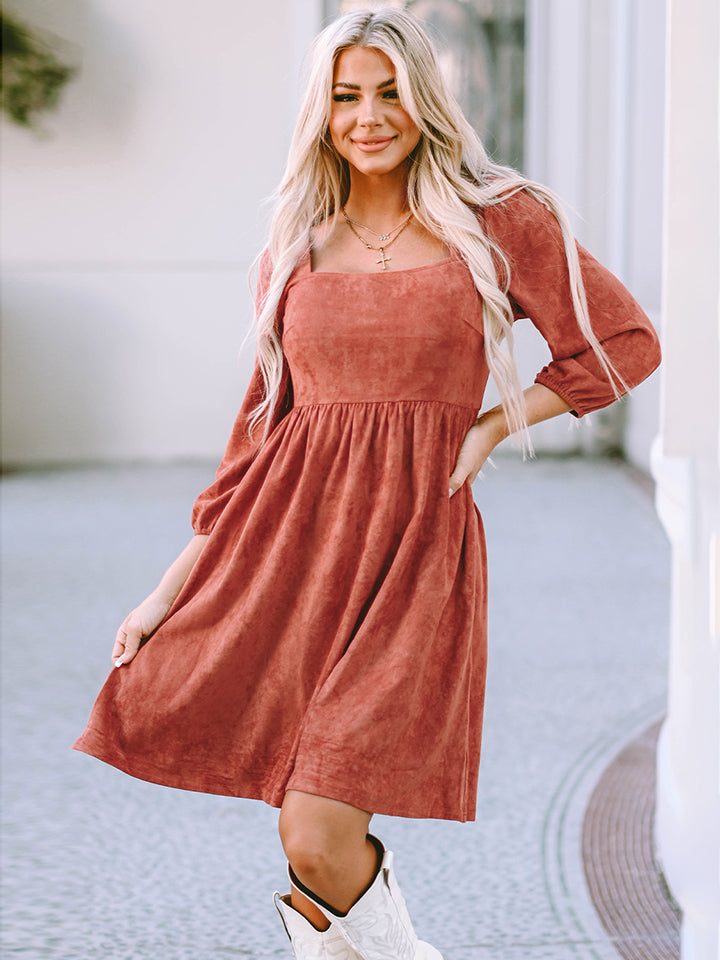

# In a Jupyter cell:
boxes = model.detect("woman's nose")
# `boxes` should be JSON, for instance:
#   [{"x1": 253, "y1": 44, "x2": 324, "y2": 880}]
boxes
[{"x1": 358, "y1": 99, "x2": 378, "y2": 126}]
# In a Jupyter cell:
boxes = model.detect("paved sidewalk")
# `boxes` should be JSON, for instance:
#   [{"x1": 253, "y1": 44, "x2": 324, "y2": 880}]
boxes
[{"x1": 1, "y1": 456, "x2": 670, "y2": 959}]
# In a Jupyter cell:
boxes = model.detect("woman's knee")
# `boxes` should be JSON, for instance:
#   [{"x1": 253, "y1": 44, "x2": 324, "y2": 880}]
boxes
[
  {"x1": 278, "y1": 791, "x2": 371, "y2": 882},
  {"x1": 280, "y1": 828, "x2": 336, "y2": 884}
]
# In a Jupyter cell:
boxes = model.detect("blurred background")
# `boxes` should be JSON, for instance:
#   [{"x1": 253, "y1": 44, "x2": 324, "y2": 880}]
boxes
[{"x1": 1, "y1": 1, "x2": 718, "y2": 958}]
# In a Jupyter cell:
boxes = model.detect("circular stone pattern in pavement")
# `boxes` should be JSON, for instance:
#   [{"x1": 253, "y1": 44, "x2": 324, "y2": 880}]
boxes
[{"x1": 582, "y1": 719, "x2": 681, "y2": 960}]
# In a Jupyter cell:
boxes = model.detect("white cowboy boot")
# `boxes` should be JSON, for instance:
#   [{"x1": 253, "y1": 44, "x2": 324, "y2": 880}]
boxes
[
  {"x1": 274, "y1": 892, "x2": 364, "y2": 959},
  {"x1": 288, "y1": 835, "x2": 444, "y2": 960}
]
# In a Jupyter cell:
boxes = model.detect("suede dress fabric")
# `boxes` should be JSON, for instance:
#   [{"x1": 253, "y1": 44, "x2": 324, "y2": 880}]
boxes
[{"x1": 73, "y1": 190, "x2": 661, "y2": 822}]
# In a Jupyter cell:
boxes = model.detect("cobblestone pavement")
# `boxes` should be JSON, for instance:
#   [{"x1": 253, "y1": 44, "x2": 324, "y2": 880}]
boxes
[{"x1": 1, "y1": 456, "x2": 670, "y2": 959}]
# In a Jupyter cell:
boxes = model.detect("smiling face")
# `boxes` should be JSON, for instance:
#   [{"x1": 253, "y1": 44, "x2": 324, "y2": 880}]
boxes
[{"x1": 329, "y1": 46, "x2": 421, "y2": 180}]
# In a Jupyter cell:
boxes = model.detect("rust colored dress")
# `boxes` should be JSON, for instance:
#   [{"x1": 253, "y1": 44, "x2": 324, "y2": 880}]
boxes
[{"x1": 73, "y1": 191, "x2": 661, "y2": 822}]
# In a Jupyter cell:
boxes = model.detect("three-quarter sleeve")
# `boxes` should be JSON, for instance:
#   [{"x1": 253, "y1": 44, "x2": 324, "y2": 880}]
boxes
[
  {"x1": 483, "y1": 189, "x2": 661, "y2": 417},
  {"x1": 191, "y1": 251, "x2": 293, "y2": 535}
]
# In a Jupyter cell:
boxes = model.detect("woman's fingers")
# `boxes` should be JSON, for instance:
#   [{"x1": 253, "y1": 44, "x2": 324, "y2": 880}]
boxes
[
  {"x1": 448, "y1": 470, "x2": 467, "y2": 497},
  {"x1": 449, "y1": 450, "x2": 474, "y2": 494},
  {"x1": 449, "y1": 420, "x2": 502, "y2": 496},
  {"x1": 112, "y1": 619, "x2": 142, "y2": 667},
  {"x1": 111, "y1": 597, "x2": 172, "y2": 666},
  {"x1": 112, "y1": 622, "x2": 128, "y2": 664},
  {"x1": 449, "y1": 466, "x2": 472, "y2": 496},
  {"x1": 449, "y1": 433, "x2": 481, "y2": 496}
]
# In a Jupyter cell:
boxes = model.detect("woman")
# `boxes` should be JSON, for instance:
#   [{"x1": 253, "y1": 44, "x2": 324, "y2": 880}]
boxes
[{"x1": 74, "y1": 8, "x2": 661, "y2": 958}]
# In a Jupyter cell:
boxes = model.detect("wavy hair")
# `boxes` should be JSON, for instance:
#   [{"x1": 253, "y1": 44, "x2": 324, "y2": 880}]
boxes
[{"x1": 248, "y1": 7, "x2": 624, "y2": 450}]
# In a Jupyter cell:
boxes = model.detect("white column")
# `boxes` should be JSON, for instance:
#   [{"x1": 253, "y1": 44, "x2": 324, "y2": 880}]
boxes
[
  {"x1": 622, "y1": 0, "x2": 666, "y2": 473},
  {"x1": 652, "y1": 0, "x2": 720, "y2": 956}
]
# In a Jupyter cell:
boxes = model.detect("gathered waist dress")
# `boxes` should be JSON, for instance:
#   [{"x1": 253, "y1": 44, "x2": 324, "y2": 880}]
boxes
[{"x1": 73, "y1": 191, "x2": 661, "y2": 821}]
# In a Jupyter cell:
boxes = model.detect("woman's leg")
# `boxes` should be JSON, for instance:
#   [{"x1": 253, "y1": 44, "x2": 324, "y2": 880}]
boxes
[{"x1": 278, "y1": 789, "x2": 378, "y2": 930}]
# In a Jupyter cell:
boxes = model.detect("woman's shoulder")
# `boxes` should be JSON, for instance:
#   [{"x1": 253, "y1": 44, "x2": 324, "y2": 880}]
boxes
[
  {"x1": 478, "y1": 183, "x2": 564, "y2": 256},
  {"x1": 309, "y1": 213, "x2": 341, "y2": 252},
  {"x1": 477, "y1": 182, "x2": 555, "y2": 226},
  {"x1": 256, "y1": 237, "x2": 311, "y2": 294}
]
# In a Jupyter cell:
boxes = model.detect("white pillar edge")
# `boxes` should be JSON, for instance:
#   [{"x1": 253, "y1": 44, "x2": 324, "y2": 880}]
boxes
[
  {"x1": 606, "y1": 0, "x2": 632, "y2": 282},
  {"x1": 652, "y1": 0, "x2": 720, "y2": 955},
  {"x1": 523, "y1": 0, "x2": 548, "y2": 182}
]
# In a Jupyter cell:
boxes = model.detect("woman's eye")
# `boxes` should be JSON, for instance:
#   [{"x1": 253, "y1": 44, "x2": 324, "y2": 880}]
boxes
[{"x1": 331, "y1": 91, "x2": 399, "y2": 103}]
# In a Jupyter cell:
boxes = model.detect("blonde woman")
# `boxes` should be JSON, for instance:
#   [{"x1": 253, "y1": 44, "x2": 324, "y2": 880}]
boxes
[{"x1": 75, "y1": 8, "x2": 661, "y2": 958}]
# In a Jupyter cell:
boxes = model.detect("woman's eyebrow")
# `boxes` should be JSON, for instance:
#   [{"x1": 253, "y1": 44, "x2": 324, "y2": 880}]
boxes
[{"x1": 332, "y1": 77, "x2": 396, "y2": 91}]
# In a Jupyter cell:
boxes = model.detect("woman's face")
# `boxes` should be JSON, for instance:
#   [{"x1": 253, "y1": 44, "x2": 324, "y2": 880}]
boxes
[{"x1": 329, "y1": 46, "x2": 421, "y2": 180}]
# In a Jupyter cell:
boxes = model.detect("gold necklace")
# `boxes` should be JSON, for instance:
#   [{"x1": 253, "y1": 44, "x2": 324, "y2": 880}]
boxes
[
  {"x1": 342, "y1": 208, "x2": 413, "y2": 242},
  {"x1": 342, "y1": 210, "x2": 413, "y2": 270}
]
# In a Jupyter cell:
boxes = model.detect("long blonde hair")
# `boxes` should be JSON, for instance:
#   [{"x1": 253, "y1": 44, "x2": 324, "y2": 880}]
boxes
[{"x1": 249, "y1": 7, "x2": 623, "y2": 450}]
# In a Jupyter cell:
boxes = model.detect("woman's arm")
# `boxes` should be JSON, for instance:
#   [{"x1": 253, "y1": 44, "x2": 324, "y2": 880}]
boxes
[
  {"x1": 483, "y1": 190, "x2": 661, "y2": 417},
  {"x1": 191, "y1": 249, "x2": 293, "y2": 537},
  {"x1": 449, "y1": 383, "x2": 571, "y2": 495},
  {"x1": 112, "y1": 533, "x2": 209, "y2": 666}
]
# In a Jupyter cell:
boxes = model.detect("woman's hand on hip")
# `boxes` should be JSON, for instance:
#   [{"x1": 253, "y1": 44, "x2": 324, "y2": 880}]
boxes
[
  {"x1": 449, "y1": 409, "x2": 508, "y2": 497},
  {"x1": 112, "y1": 593, "x2": 173, "y2": 667},
  {"x1": 449, "y1": 386, "x2": 573, "y2": 496}
]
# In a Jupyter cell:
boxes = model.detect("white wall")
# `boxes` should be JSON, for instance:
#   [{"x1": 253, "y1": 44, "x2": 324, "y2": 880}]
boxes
[{"x1": 1, "y1": 0, "x2": 321, "y2": 465}]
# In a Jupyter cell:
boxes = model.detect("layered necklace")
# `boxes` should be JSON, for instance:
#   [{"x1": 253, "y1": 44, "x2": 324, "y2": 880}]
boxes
[{"x1": 342, "y1": 207, "x2": 413, "y2": 270}]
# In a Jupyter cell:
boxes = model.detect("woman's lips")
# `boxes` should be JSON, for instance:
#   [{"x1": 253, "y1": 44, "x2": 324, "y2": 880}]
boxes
[{"x1": 352, "y1": 137, "x2": 395, "y2": 152}]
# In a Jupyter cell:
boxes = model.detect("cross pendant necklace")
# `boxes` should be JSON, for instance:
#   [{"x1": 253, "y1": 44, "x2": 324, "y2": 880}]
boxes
[{"x1": 342, "y1": 208, "x2": 412, "y2": 271}]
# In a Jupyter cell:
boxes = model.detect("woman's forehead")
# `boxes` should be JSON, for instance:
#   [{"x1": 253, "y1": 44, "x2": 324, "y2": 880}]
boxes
[{"x1": 333, "y1": 46, "x2": 396, "y2": 84}]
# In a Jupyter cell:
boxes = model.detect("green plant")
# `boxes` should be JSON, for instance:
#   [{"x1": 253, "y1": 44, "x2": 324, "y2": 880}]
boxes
[{"x1": 1, "y1": 10, "x2": 77, "y2": 130}]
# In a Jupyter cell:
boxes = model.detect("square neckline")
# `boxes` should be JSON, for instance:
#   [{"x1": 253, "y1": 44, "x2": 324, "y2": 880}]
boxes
[{"x1": 303, "y1": 247, "x2": 459, "y2": 277}]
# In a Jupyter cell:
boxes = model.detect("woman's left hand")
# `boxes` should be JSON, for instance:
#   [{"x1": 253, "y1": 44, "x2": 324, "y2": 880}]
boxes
[
  {"x1": 449, "y1": 386, "x2": 573, "y2": 496},
  {"x1": 448, "y1": 409, "x2": 507, "y2": 497}
]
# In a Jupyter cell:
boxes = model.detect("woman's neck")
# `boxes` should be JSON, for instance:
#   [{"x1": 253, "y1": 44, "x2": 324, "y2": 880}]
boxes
[{"x1": 343, "y1": 170, "x2": 410, "y2": 232}]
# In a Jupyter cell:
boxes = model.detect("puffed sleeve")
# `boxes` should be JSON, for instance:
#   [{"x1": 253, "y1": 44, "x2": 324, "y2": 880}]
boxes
[
  {"x1": 482, "y1": 189, "x2": 661, "y2": 417},
  {"x1": 191, "y1": 250, "x2": 293, "y2": 535}
]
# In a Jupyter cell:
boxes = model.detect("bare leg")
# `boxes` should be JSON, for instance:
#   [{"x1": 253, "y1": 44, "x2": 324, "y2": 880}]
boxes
[{"x1": 278, "y1": 789, "x2": 378, "y2": 931}]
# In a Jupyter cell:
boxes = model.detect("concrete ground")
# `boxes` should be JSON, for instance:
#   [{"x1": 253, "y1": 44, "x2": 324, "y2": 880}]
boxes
[{"x1": 1, "y1": 455, "x2": 670, "y2": 960}]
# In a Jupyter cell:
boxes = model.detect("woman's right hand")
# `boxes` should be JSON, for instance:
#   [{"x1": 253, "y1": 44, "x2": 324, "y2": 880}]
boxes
[
  {"x1": 110, "y1": 533, "x2": 209, "y2": 668},
  {"x1": 112, "y1": 593, "x2": 173, "y2": 667}
]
